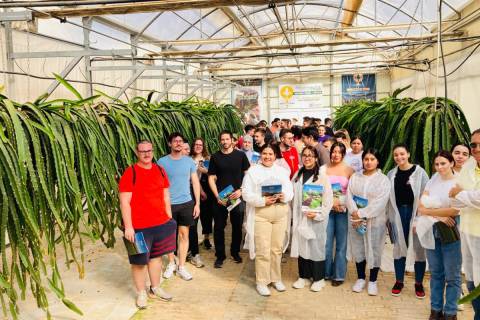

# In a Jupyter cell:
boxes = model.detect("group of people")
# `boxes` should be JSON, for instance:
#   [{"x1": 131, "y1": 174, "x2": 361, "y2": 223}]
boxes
[{"x1": 118, "y1": 116, "x2": 480, "y2": 320}]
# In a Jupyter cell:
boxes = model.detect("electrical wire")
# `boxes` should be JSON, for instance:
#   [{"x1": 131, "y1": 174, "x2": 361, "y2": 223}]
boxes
[
  {"x1": 429, "y1": 41, "x2": 480, "y2": 77},
  {"x1": 439, "y1": 0, "x2": 448, "y2": 100}
]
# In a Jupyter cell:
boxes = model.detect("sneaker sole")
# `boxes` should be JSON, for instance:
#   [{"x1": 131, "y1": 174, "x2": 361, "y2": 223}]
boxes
[
  {"x1": 136, "y1": 304, "x2": 147, "y2": 309},
  {"x1": 189, "y1": 261, "x2": 205, "y2": 268},
  {"x1": 415, "y1": 295, "x2": 425, "y2": 300},
  {"x1": 391, "y1": 292, "x2": 401, "y2": 297},
  {"x1": 148, "y1": 293, "x2": 173, "y2": 301}
]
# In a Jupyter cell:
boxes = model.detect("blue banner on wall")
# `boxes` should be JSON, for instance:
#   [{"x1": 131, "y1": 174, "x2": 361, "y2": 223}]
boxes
[{"x1": 341, "y1": 74, "x2": 376, "y2": 103}]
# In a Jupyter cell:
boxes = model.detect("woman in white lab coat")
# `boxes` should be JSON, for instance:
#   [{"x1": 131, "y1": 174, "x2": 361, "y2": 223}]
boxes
[
  {"x1": 290, "y1": 146, "x2": 333, "y2": 292},
  {"x1": 347, "y1": 149, "x2": 390, "y2": 296}
]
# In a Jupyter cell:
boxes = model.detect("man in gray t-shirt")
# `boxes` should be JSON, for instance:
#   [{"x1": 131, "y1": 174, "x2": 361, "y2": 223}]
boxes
[{"x1": 301, "y1": 126, "x2": 330, "y2": 166}]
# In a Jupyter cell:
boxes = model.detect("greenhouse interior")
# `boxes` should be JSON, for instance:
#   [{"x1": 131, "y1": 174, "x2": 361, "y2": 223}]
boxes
[{"x1": 0, "y1": 0, "x2": 479, "y2": 319}]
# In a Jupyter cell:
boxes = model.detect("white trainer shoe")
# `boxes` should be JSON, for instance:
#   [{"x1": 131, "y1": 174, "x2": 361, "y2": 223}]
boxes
[
  {"x1": 256, "y1": 284, "x2": 271, "y2": 296},
  {"x1": 149, "y1": 286, "x2": 173, "y2": 301},
  {"x1": 352, "y1": 279, "x2": 366, "y2": 293},
  {"x1": 136, "y1": 290, "x2": 147, "y2": 309},
  {"x1": 163, "y1": 262, "x2": 176, "y2": 279},
  {"x1": 310, "y1": 279, "x2": 325, "y2": 292},
  {"x1": 292, "y1": 278, "x2": 306, "y2": 289},
  {"x1": 190, "y1": 254, "x2": 205, "y2": 268},
  {"x1": 273, "y1": 281, "x2": 286, "y2": 292},
  {"x1": 176, "y1": 266, "x2": 193, "y2": 281},
  {"x1": 367, "y1": 281, "x2": 378, "y2": 296}
]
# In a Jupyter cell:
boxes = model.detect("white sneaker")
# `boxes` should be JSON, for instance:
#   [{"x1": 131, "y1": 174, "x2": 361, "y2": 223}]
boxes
[
  {"x1": 176, "y1": 266, "x2": 193, "y2": 281},
  {"x1": 149, "y1": 286, "x2": 173, "y2": 301},
  {"x1": 273, "y1": 281, "x2": 286, "y2": 292},
  {"x1": 190, "y1": 254, "x2": 205, "y2": 268},
  {"x1": 292, "y1": 278, "x2": 306, "y2": 289},
  {"x1": 136, "y1": 290, "x2": 147, "y2": 309},
  {"x1": 256, "y1": 284, "x2": 271, "y2": 296},
  {"x1": 163, "y1": 262, "x2": 176, "y2": 279},
  {"x1": 367, "y1": 281, "x2": 378, "y2": 296},
  {"x1": 352, "y1": 279, "x2": 366, "y2": 293},
  {"x1": 310, "y1": 279, "x2": 325, "y2": 292}
]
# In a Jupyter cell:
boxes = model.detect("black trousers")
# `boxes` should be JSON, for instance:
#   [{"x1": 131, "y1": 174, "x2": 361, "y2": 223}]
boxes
[
  {"x1": 213, "y1": 201, "x2": 244, "y2": 260},
  {"x1": 200, "y1": 196, "x2": 214, "y2": 235},
  {"x1": 188, "y1": 217, "x2": 199, "y2": 256},
  {"x1": 298, "y1": 256, "x2": 325, "y2": 282}
]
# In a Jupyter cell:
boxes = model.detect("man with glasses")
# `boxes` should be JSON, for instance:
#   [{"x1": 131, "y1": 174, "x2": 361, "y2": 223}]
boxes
[
  {"x1": 450, "y1": 128, "x2": 480, "y2": 320},
  {"x1": 158, "y1": 133, "x2": 200, "y2": 281},
  {"x1": 279, "y1": 128, "x2": 299, "y2": 179},
  {"x1": 208, "y1": 130, "x2": 250, "y2": 268},
  {"x1": 119, "y1": 140, "x2": 176, "y2": 308}
]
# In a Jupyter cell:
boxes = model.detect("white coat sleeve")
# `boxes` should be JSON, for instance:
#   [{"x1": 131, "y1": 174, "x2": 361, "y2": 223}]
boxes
[
  {"x1": 314, "y1": 175, "x2": 333, "y2": 221},
  {"x1": 281, "y1": 173, "x2": 294, "y2": 203},
  {"x1": 358, "y1": 175, "x2": 390, "y2": 219},
  {"x1": 346, "y1": 175, "x2": 358, "y2": 213},
  {"x1": 455, "y1": 190, "x2": 480, "y2": 210},
  {"x1": 241, "y1": 170, "x2": 266, "y2": 207}
]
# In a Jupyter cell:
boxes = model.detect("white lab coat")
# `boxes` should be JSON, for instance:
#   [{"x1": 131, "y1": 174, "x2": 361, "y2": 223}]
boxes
[
  {"x1": 346, "y1": 170, "x2": 390, "y2": 268},
  {"x1": 290, "y1": 170, "x2": 333, "y2": 261},
  {"x1": 386, "y1": 165, "x2": 429, "y2": 263},
  {"x1": 242, "y1": 163, "x2": 294, "y2": 260},
  {"x1": 452, "y1": 157, "x2": 480, "y2": 285}
]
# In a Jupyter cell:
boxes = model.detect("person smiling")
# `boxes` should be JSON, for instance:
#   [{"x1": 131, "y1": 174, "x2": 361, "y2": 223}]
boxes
[
  {"x1": 450, "y1": 129, "x2": 480, "y2": 320},
  {"x1": 347, "y1": 149, "x2": 390, "y2": 296},
  {"x1": 387, "y1": 144, "x2": 429, "y2": 298},
  {"x1": 417, "y1": 151, "x2": 461, "y2": 320},
  {"x1": 290, "y1": 146, "x2": 333, "y2": 292},
  {"x1": 450, "y1": 143, "x2": 471, "y2": 173},
  {"x1": 242, "y1": 143, "x2": 294, "y2": 296}
]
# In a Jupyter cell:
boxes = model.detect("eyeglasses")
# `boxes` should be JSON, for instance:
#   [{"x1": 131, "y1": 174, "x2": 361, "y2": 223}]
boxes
[
  {"x1": 470, "y1": 143, "x2": 480, "y2": 149},
  {"x1": 302, "y1": 154, "x2": 315, "y2": 158},
  {"x1": 138, "y1": 150, "x2": 153, "y2": 154},
  {"x1": 194, "y1": 143, "x2": 203, "y2": 146}
]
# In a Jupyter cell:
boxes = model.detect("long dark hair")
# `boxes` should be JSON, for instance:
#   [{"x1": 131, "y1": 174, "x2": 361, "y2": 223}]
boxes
[
  {"x1": 295, "y1": 146, "x2": 320, "y2": 183},
  {"x1": 330, "y1": 142, "x2": 347, "y2": 160},
  {"x1": 190, "y1": 137, "x2": 209, "y2": 158}
]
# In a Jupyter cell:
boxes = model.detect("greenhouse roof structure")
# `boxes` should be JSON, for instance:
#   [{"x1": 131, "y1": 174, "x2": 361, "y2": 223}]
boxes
[{"x1": 1, "y1": 0, "x2": 477, "y2": 97}]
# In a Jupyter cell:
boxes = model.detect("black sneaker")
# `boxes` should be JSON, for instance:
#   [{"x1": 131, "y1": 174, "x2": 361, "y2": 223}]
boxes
[
  {"x1": 331, "y1": 280, "x2": 344, "y2": 287},
  {"x1": 429, "y1": 309, "x2": 444, "y2": 320},
  {"x1": 391, "y1": 281, "x2": 404, "y2": 296},
  {"x1": 214, "y1": 258, "x2": 224, "y2": 268},
  {"x1": 203, "y1": 239, "x2": 212, "y2": 250},
  {"x1": 231, "y1": 254, "x2": 243, "y2": 264},
  {"x1": 415, "y1": 282, "x2": 426, "y2": 299}
]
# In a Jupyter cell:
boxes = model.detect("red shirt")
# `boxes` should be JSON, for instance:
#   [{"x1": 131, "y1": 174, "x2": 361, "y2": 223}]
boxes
[
  {"x1": 281, "y1": 147, "x2": 299, "y2": 179},
  {"x1": 119, "y1": 163, "x2": 170, "y2": 229}
]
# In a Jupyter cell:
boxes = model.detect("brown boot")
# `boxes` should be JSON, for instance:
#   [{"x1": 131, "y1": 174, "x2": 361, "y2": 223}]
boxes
[
  {"x1": 429, "y1": 310, "x2": 444, "y2": 320},
  {"x1": 443, "y1": 315, "x2": 457, "y2": 320}
]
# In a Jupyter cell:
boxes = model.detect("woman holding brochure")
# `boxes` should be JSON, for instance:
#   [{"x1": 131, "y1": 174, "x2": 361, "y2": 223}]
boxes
[
  {"x1": 291, "y1": 146, "x2": 333, "y2": 292},
  {"x1": 242, "y1": 143, "x2": 294, "y2": 296},
  {"x1": 346, "y1": 149, "x2": 390, "y2": 296},
  {"x1": 417, "y1": 151, "x2": 461, "y2": 320}
]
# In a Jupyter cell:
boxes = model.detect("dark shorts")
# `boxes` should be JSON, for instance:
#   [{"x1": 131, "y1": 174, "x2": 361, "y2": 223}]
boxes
[
  {"x1": 129, "y1": 219, "x2": 177, "y2": 265},
  {"x1": 172, "y1": 200, "x2": 195, "y2": 227}
]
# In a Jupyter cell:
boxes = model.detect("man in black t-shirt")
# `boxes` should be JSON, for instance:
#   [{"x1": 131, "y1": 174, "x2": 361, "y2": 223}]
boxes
[{"x1": 208, "y1": 130, "x2": 250, "y2": 268}]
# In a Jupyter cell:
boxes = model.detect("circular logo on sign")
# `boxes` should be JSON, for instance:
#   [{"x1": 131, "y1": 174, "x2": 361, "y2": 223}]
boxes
[{"x1": 280, "y1": 85, "x2": 294, "y2": 102}]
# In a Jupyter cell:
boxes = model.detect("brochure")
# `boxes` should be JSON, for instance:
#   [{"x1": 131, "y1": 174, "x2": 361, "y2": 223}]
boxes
[
  {"x1": 123, "y1": 232, "x2": 149, "y2": 256},
  {"x1": 353, "y1": 195, "x2": 368, "y2": 209},
  {"x1": 251, "y1": 152, "x2": 260, "y2": 164},
  {"x1": 302, "y1": 184, "x2": 324, "y2": 213},
  {"x1": 331, "y1": 182, "x2": 346, "y2": 206},
  {"x1": 261, "y1": 184, "x2": 282, "y2": 197},
  {"x1": 202, "y1": 160, "x2": 210, "y2": 170},
  {"x1": 218, "y1": 185, "x2": 241, "y2": 212}
]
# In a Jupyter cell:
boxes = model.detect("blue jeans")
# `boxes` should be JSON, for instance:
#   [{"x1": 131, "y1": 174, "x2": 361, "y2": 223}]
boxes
[
  {"x1": 426, "y1": 237, "x2": 462, "y2": 316},
  {"x1": 467, "y1": 281, "x2": 480, "y2": 320},
  {"x1": 325, "y1": 211, "x2": 348, "y2": 281}
]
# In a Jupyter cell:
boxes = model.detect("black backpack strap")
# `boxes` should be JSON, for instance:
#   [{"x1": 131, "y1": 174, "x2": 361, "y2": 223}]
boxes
[{"x1": 131, "y1": 165, "x2": 136, "y2": 186}]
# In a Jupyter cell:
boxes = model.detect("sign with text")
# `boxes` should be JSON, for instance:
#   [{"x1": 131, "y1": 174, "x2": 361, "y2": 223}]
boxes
[
  {"x1": 341, "y1": 74, "x2": 376, "y2": 103},
  {"x1": 232, "y1": 85, "x2": 262, "y2": 125},
  {"x1": 278, "y1": 83, "x2": 323, "y2": 108}
]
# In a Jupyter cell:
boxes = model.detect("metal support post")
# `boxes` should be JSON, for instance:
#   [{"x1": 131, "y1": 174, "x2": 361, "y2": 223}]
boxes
[
  {"x1": 4, "y1": 21, "x2": 15, "y2": 94},
  {"x1": 82, "y1": 17, "x2": 93, "y2": 97},
  {"x1": 46, "y1": 56, "x2": 83, "y2": 95}
]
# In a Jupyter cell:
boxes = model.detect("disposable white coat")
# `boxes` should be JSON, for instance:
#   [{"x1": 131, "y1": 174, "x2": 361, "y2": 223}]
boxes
[
  {"x1": 242, "y1": 163, "x2": 294, "y2": 260},
  {"x1": 451, "y1": 157, "x2": 480, "y2": 285},
  {"x1": 386, "y1": 165, "x2": 429, "y2": 262},
  {"x1": 290, "y1": 170, "x2": 333, "y2": 261},
  {"x1": 346, "y1": 170, "x2": 390, "y2": 268}
]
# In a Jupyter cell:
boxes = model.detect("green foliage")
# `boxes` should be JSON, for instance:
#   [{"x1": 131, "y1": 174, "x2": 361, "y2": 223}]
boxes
[
  {"x1": 333, "y1": 87, "x2": 471, "y2": 174},
  {"x1": 0, "y1": 82, "x2": 242, "y2": 319}
]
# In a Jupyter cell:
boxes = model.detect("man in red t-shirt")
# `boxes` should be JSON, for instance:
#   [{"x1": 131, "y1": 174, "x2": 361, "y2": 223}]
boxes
[
  {"x1": 119, "y1": 140, "x2": 176, "y2": 309},
  {"x1": 279, "y1": 129, "x2": 299, "y2": 179}
]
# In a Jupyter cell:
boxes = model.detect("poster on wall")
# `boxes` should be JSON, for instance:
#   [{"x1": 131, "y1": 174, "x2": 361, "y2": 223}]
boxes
[
  {"x1": 341, "y1": 74, "x2": 376, "y2": 103},
  {"x1": 278, "y1": 84, "x2": 324, "y2": 108},
  {"x1": 232, "y1": 85, "x2": 263, "y2": 125}
]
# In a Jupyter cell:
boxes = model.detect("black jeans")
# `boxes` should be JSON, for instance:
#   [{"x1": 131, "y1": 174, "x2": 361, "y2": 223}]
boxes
[
  {"x1": 298, "y1": 256, "x2": 325, "y2": 282},
  {"x1": 188, "y1": 217, "x2": 199, "y2": 256},
  {"x1": 213, "y1": 201, "x2": 244, "y2": 260},
  {"x1": 200, "y1": 196, "x2": 214, "y2": 235}
]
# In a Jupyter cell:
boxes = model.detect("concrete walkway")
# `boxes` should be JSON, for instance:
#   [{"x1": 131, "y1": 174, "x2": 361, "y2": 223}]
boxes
[{"x1": 131, "y1": 242, "x2": 474, "y2": 320}]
